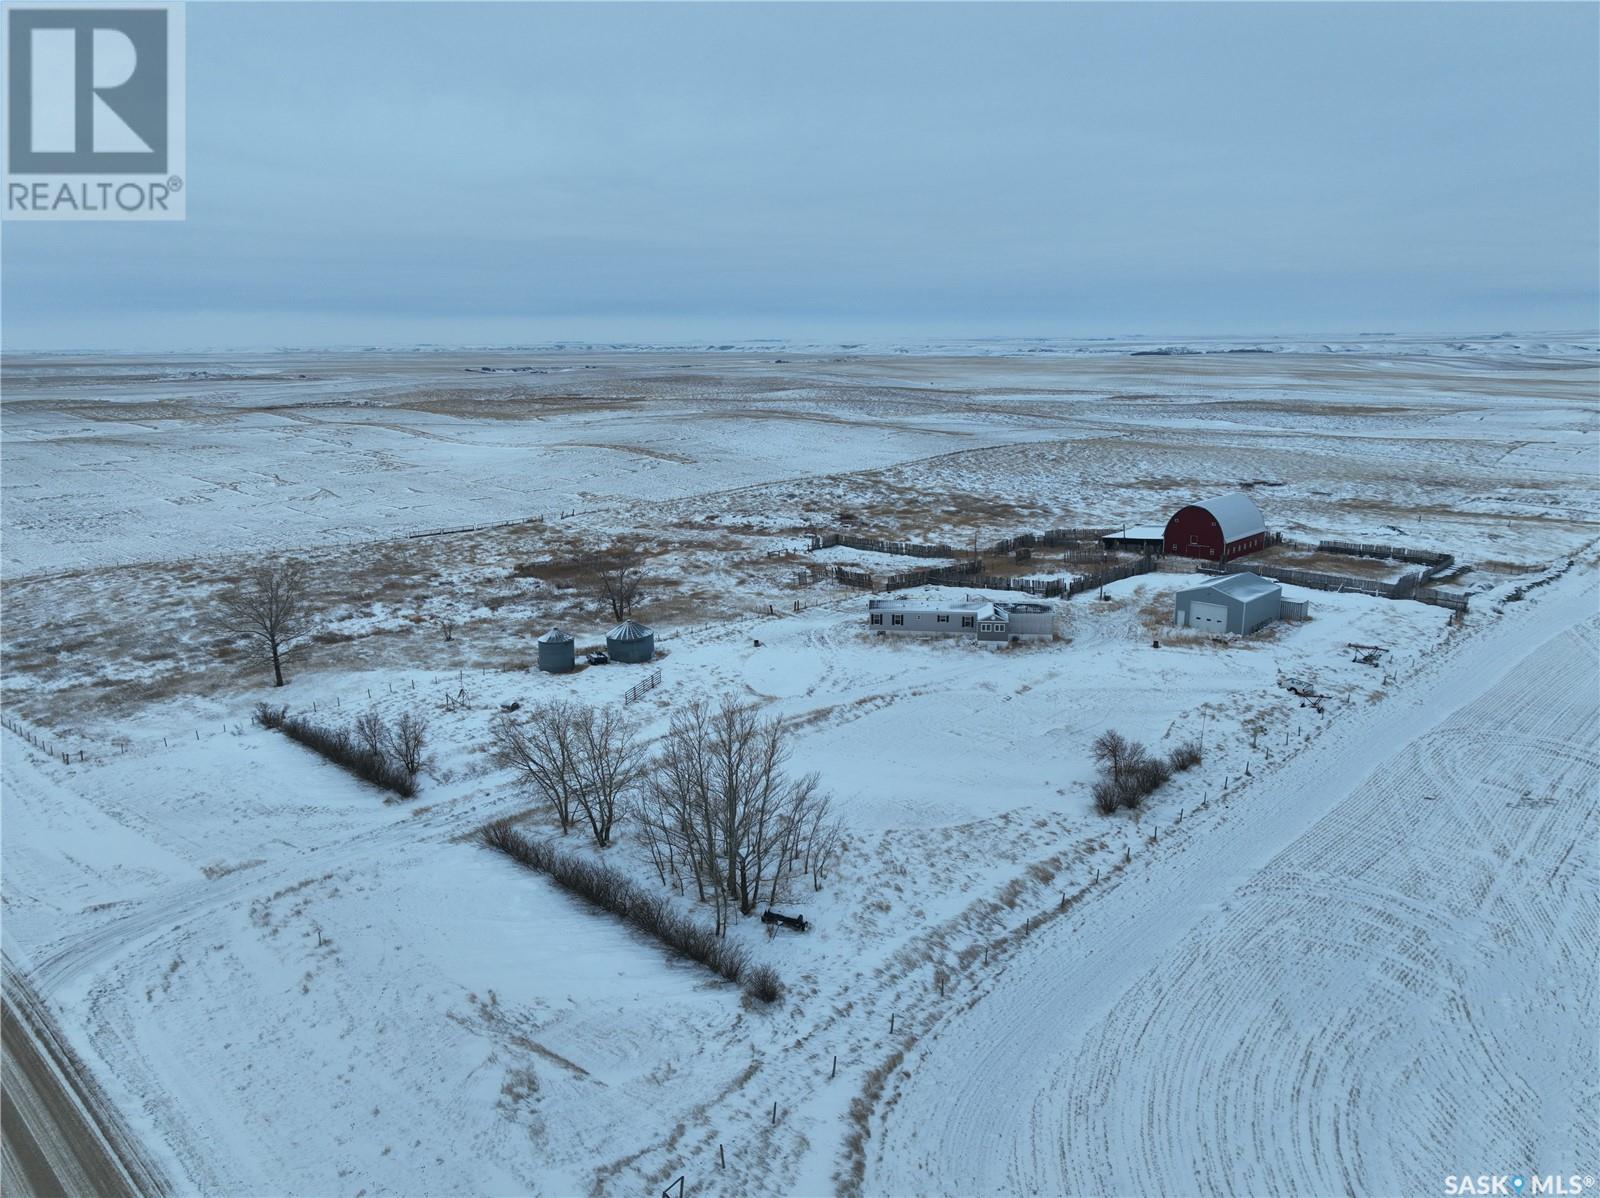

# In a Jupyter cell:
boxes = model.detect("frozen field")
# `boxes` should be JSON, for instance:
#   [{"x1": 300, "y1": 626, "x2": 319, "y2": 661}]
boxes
[
  {"x1": 2, "y1": 339, "x2": 1597, "y2": 1196},
  {"x1": 3, "y1": 337, "x2": 1597, "y2": 576}
]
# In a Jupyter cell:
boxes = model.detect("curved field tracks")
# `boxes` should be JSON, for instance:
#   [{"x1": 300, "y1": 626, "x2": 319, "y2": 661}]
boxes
[{"x1": 869, "y1": 602, "x2": 1598, "y2": 1196}]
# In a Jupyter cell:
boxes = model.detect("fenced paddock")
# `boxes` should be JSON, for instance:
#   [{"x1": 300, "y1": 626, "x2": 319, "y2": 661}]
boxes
[
  {"x1": 807, "y1": 533, "x2": 959, "y2": 558},
  {"x1": 1315, "y1": 539, "x2": 1452, "y2": 568},
  {"x1": 1315, "y1": 539, "x2": 1456, "y2": 581},
  {"x1": 808, "y1": 527, "x2": 1116, "y2": 559},
  {"x1": 984, "y1": 529, "x2": 1117, "y2": 554},
  {"x1": 821, "y1": 554, "x2": 1158, "y2": 598},
  {"x1": 1202, "y1": 561, "x2": 1468, "y2": 612}
]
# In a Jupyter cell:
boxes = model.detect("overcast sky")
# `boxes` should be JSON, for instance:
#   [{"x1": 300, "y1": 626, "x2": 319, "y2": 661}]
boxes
[{"x1": 4, "y1": 1, "x2": 1597, "y2": 350}]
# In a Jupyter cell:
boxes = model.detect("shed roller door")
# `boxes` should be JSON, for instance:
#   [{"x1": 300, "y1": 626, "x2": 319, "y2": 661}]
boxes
[{"x1": 1189, "y1": 601, "x2": 1229, "y2": 632}]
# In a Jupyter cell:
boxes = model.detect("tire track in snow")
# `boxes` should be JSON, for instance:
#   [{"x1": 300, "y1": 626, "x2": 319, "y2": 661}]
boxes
[{"x1": 865, "y1": 569, "x2": 1599, "y2": 1196}]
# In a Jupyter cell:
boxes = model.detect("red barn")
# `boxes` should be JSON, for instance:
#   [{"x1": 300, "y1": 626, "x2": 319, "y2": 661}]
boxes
[{"x1": 1163, "y1": 493, "x2": 1267, "y2": 561}]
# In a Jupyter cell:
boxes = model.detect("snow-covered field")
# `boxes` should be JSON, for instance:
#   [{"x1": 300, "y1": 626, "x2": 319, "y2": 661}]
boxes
[
  {"x1": 865, "y1": 580, "x2": 1599, "y2": 1198},
  {"x1": 4, "y1": 337, "x2": 1597, "y2": 575},
  {"x1": 2, "y1": 339, "x2": 1596, "y2": 1196}
]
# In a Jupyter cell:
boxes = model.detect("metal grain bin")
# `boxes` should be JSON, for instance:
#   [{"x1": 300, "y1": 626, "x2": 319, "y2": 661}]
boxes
[
  {"x1": 536, "y1": 627, "x2": 576, "y2": 673},
  {"x1": 605, "y1": 620, "x2": 655, "y2": 664}
]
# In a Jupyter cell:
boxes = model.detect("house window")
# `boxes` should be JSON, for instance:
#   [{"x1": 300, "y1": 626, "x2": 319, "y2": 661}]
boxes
[
  {"x1": 936, "y1": 614, "x2": 949, "y2": 623},
  {"x1": 961, "y1": 616, "x2": 974, "y2": 628},
  {"x1": 891, "y1": 614, "x2": 903, "y2": 626},
  {"x1": 869, "y1": 613, "x2": 882, "y2": 625}
]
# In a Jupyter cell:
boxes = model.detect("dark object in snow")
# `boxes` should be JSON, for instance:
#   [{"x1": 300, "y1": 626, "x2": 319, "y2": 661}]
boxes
[
  {"x1": 1151, "y1": 639, "x2": 1161, "y2": 649},
  {"x1": 753, "y1": 638, "x2": 762, "y2": 648},
  {"x1": 499, "y1": 701, "x2": 520, "y2": 713},
  {"x1": 761, "y1": 908, "x2": 809, "y2": 933},
  {"x1": 587, "y1": 652, "x2": 609, "y2": 666}
]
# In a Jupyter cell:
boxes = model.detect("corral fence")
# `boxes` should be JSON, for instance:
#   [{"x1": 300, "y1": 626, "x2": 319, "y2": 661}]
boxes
[
  {"x1": 984, "y1": 528, "x2": 1117, "y2": 554},
  {"x1": 901, "y1": 571, "x2": 1067, "y2": 597},
  {"x1": 807, "y1": 527, "x2": 1117, "y2": 559},
  {"x1": 843, "y1": 560, "x2": 1070, "y2": 596},
  {"x1": 829, "y1": 566, "x2": 876, "y2": 591},
  {"x1": 623, "y1": 669, "x2": 663, "y2": 704},
  {"x1": 1202, "y1": 560, "x2": 1468, "y2": 612},
  {"x1": 807, "y1": 533, "x2": 959, "y2": 558},
  {"x1": 1314, "y1": 539, "x2": 1456, "y2": 581},
  {"x1": 880, "y1": 560, "x2": 983, "y2": 591},
  {"x1": 1066, "y1": 557, "x2": 1159, "y2": 597},
  {"x1": 819, "y1": 551, "x2": 1158, "y2": 598}
]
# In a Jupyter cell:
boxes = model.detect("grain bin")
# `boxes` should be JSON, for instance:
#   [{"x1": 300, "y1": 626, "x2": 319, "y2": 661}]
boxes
[
  {"x1": 536, "y1": 627, "x2": 576, "y2": 673},
  {"x1": 605, "y1": 620, "x2": 655, "y2": 664}
]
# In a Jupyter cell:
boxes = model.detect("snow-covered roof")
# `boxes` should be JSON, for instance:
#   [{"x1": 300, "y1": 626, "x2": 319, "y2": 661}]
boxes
[
  {"x1": 868, "y1": 597, "x2": 1053, "y2": 620},
  {"x1": 868, "y1": 597, "x2": 985, "y2": 614},
  {"x1": 1183, "y1": 571, "x2": 1281, "y2": 602},
  {"x1": 607, "y1": 620, "x2": 653, "y2": 641},
  {"x1": 1107, "y1": 524, "x2": 1167, "y2": 540},
  {"x1": 1186, "y1": 492, "x2": 1266, "y2": 543},
  {"x1": 537, "y1": 627, "x2": 573, "y2": 644}
]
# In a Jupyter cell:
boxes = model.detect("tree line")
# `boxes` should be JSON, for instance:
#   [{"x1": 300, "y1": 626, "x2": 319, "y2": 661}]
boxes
[{"x1": 490, "y1": 694, "x2": 842, "y2": 934}]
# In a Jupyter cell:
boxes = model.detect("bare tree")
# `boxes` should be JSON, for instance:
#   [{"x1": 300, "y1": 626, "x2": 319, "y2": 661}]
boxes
[
  {"x1": 637, "y1": 695, "x2": 839, "y2": 931},
  {"x1": 568, "y1": 704, "x2": 646, "y2": 848},
  {"x1": 1091, "y1": 730, "x2": 1139, "y2": 788},
  {"x1": 800, "y1": 800, "x2": 844, "y2": 892},
  {"x1": 490, "y1": 703, "x2": 581, "y2": 833},
  {"x1": 354, "y1": 708, "x2": 387, "y2": 760},
  {"x1": 591, "y1": 545, "x2": 647, "y2": 622},
  {"x1": 638, "y1": 699, "x2": 721, "y2": 921},
  {"x1": 1090, "y1": 728, "x2": 1170, "y2": 813},
  {"x1": 215, "y1": 559, "x2": 313, "y2": 687},
  {"x1": 385, "y1": 711, "x2": 429, "y2": 778}
]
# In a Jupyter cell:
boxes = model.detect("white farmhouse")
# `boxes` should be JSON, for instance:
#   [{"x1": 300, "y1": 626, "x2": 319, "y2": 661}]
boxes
[{"x1": 866, "y1": 596, "x2": 1054, "y2": 643}]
